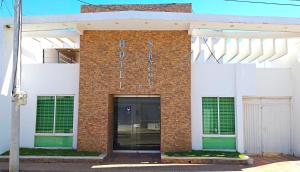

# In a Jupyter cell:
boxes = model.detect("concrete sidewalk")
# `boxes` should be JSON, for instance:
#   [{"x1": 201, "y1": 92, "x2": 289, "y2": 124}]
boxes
[
  {"x1": 0, "y1": 162, "x2": 250, "y2": 172},
  {"x1": 0, "y1": 154, "x2": 299, "y2": 172}
]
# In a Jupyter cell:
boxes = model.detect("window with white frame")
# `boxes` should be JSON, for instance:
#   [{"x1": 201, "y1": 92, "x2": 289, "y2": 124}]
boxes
[
  {"x1": 34, "y1": 96, "x2": 74, "y2": 148},
  {"x1": 202, "y1": 97, "x2": 236, "y2": 150}
]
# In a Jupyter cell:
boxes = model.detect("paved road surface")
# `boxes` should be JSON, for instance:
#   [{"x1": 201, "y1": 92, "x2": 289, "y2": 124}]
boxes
[{"x1": 0, "y1": 153, "x2": 299, "y2": 172}]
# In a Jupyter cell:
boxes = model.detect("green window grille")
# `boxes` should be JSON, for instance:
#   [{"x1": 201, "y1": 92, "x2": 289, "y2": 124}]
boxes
[
  {"x1": 36, "y1": 96, "x2": 55, "y2": 133},
  {"x1": 202, "y1": 97, "x2": 235, "y2": 135},
  {"x1": 36, "y1": 96, "x2": 74, "y2": 134},
  {"x1": 202, "y1": 97, "x2": 236, "y2": 150},
  {"x1": 202, "y1": 97, "x2": 218, "y2": 134},
  {"x1": 35, "y1": 96, "x2": 74, "y2": 147},
  {"x1": 219, "y1": 97, "x2": 235, "y2": 135},
  {"x1": 55, "y1": 96, "x2": 74, "y2": 133}
]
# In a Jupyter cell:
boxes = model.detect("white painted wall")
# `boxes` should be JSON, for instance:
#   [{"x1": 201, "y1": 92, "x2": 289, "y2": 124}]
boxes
[
  {"x1": 20, "y1": 64, "x2": 80, "y2": 148},
  {"x1": 0, "y1": 27, "x2": 13, "y2": 154},
  {"x1": 191, "y1": 63, "x2": 298, "y2": 154},
  {"x1": 256, "y1": 68, "x2": 293, "y2": 97},
  {"x1": 291, "y1": 62, "x2": 300, "y2": 156},
  {"x1": 191, "y1": 63, "x2": 256, "y2": 152},
  {"x1": 22, "y1": 37, "x2": 43, "y2": 64}
]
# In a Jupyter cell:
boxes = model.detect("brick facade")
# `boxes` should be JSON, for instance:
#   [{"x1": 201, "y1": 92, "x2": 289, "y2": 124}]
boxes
[
  {"x1": 81, "y1": 3, "x2": 192, "y2": 13},
  {"x1": 78, "y1": 31, "x2": 191, "y2": 153},
  {"x1": 78, "y1": 4, "x2": 192, "y2": 153}
]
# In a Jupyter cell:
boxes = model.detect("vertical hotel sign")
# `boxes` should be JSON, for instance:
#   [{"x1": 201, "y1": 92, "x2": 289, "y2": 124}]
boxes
[
  {"x1": 119, "y1": 40, "x2": 125, "y2": 89},
  {"x1": 118, "y1": 39, "x2": 155, "y2": 89}
]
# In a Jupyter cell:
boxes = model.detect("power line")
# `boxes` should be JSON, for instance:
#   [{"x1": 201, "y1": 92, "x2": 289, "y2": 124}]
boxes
[
  {"x1": 202, "y1": 38, "x2": 220, "y2": 64},
  {"x1": 3, "y1": 0, "x2": 12, "y2": 16},
  {"x1": 10, "y1": 0, "x2": 28, "y2": 16},
  {"x1": 224, "y1": 0, "x2": 300, "y2": 7},
  {"x1": 77, "y1": 0, "x2": 94, "y2": 5},
  {"x1": 0, "y1": 0, "x2": 12, "y2": 16}
]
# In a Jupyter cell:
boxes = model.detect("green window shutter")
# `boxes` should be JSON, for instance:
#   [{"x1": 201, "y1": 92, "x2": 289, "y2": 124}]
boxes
[
  {"x1": 219, "y1": 97, "x2": 235, "y2": 135},
  {"x1": 35, "y1": 96, "x2": 55, "y2": 133},
  {"x1": 202, "y1": 97, "x2": 218, "y2": 134},
  {"x1": 55, "y1": 96, "x2": 74, "y2": 133},
  {"x1": 203, "y1": 137, "x2": 236, "y2": 150},
  {"x1": 34, "y1": 136, "x2": 73, "y2": 148}
]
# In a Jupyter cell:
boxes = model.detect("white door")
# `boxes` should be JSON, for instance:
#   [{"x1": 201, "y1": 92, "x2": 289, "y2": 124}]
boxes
[{"x1": 244, "y1": 98, "x2": 291, "y2": 154}]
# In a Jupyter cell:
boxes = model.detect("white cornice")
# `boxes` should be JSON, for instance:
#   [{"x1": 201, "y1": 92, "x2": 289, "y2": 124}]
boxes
[{"x1": 1, "y1": 11, "x2": 300, "y2": 32}]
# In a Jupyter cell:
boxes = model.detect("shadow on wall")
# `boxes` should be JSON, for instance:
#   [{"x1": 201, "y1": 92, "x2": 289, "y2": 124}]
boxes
[
  {"x1": 0, "y1": 26, "x2": 13, "y2": 155},
  {"x1": 0, "y1": 95, "x2": 11, "y2": 154},
  {"x1": 292, "y1": 61, "x2": 300, "y2": 157}
]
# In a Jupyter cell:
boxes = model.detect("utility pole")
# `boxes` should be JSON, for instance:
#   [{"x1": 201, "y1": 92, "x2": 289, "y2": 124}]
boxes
[{"x1": 9, "y1": 0, "x2": 26, "y2": 172}]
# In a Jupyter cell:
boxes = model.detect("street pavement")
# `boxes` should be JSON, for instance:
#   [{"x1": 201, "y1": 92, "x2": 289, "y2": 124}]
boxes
[{"x1": 0, "y1": 153, "x2": 299, "y2": 172}]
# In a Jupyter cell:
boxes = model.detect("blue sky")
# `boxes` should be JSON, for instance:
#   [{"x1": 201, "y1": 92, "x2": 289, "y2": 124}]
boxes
[{"x1": 0, "y1": 0, "x2": 300, "y2": 17}]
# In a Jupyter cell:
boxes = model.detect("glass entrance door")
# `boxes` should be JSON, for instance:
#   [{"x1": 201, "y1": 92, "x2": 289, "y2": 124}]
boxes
[{"x1": 113, "y1": 97, "x2": 160, "y2": 150}]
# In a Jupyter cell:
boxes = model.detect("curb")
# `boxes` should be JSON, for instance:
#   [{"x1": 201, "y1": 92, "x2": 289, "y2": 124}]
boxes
[
  {"x1": 0, "y1": 153, "x2": 107, "y2": 163},
  {"x1": 161, "y1": 153, "x2": 253, "y2": 165}
]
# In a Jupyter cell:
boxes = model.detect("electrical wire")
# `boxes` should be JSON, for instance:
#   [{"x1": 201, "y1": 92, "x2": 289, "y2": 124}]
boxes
[
  {"x1": 202, "y1": 38, "x2": 220, "y2": 64},
  {"x1": 10, "y1": 0, "x2": 23, "y2": 94},
  {"x1": 14, "y1": 0, "x2": 28, "y2": 16},
  {"x1": 3, "y1": 0, "x2": 12, "y2": 16},
  {"x1": 224, "y1": 0, "x2": 300, "y2": 7},
  {"x1": 77, "y1": 0, "x2": 94, "y2": 5},
  {"x1": 0, "y1": 0, "x2": 12, "y2": 16}
]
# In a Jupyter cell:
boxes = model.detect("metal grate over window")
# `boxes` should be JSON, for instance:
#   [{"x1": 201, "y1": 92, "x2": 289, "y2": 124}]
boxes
[
  {"x1": 219, "y1": 97, "x2": 235, "y2": 135},
  {"x1": 202, "y1": 97, "x2": 218, "y2": 134},
  {"x1": 36, "y1": 96, "x2": 55, "y2": 133},
  {"x1": 55, "y1": 96, "x2": 74, "y2": 133},
  {"x1": 202, "y1": 97, "x2": 235, "y2": 135},
  {"x1": 35, "y1": 96, "x2": 74, "y2": 134}
]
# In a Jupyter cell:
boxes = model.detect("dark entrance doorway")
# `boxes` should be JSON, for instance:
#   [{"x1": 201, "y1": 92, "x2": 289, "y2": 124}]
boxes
[{"x1": 113, "y1": 97, "x2": 160, "y2": 150}]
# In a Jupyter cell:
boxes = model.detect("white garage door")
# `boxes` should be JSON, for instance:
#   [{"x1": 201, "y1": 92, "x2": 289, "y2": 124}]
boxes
[{"x1": 244, "y1": 98, "x2": 291, "y2": 154}]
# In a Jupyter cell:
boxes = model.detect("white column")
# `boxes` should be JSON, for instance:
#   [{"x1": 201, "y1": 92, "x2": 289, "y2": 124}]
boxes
[
  {"x1": 235, "y1": 64, "x2": 245, "y2": 153},
  {"x1": 191, "y1": 62, "x2": 203, "y2": 150},
  {"x1": 72, "y1": 64, "x2": 80, "y2": 149},
  {"x1": 291, "y1": 62, "x2": 300, "y2": 156}
]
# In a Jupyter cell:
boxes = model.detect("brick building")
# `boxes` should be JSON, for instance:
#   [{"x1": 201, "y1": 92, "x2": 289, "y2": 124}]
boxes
[
  {"x1": 78, "y1": 4, "x2": 192, "y2": 153},
  {"x1": 1, "y1": 3, "x2": 300, "y2": 156}
]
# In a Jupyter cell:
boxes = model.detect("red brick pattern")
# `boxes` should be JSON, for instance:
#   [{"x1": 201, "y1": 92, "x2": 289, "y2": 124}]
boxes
[
  {"x1": 81, "y1": 3, "x2": 192, "y2": 13},
  {"x1": 78, "y1": 31, "x2": 191, "y2": 153}
]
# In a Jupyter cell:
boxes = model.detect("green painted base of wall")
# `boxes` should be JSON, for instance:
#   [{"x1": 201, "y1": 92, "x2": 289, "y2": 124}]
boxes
[
  {"x1": 34, "y1": 136, "x2": 73, "y2": 148},
  {"x1": 203, "y1": 137, "x2": 236, "y2": 150}
]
